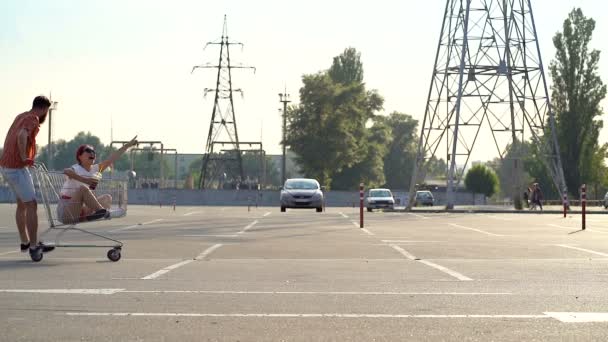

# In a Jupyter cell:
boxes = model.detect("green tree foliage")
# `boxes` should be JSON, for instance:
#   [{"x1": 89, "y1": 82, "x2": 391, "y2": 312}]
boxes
[
  {"x1": 286, "y1": 48, "x2": 383, "y2": 188},
  {"x1": 426, "y1": 157, "x2": 448, "y2": 179},
  {"x1": 490, "y1": 141, "x2": 559, "y2": 200},
  {"x1": 378, "y1": 112, "x2": 418, "y2": 189},
  {"x1": 332, "y1": 118, "x2": 390, "y2": 190},
  {"x1": 37, "y1": 132, "x2": 129, "y2": 171},
  {"x1": 464, "y1": 164, "x2": 499, "y2": 198},
  {"x1": 550, "y1": 8, "x2": 607, "y2": 195},
  {"x1": 328, "y1": 47, "x2": 364, "y2": 85}
]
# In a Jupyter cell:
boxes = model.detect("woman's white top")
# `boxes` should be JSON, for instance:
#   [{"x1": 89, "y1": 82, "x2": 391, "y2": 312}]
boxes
[{"x1": 60, "y1": 164, "x2": 100, "y2": 197}]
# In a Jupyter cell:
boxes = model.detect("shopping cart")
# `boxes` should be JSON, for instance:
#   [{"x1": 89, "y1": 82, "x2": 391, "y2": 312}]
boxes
[{"x1": 31, "y1": 163, "x2": 127, "y2": 262}]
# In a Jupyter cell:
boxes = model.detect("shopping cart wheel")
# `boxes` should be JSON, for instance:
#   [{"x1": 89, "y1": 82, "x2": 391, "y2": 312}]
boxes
[
  {"x1": 30, "y1": 250, "x2": 43, "y2": 262},
  {"x1": 107, "y1": 248, "x2": 121, "y2": 262}
]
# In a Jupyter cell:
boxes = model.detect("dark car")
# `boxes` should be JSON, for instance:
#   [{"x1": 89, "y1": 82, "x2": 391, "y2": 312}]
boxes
[
  {"x1": 415, "y1": 190, "x2": 434, "y2": 206},
  {"x1": 280, "y1": 178, "x2": 324, "y2": 212}
]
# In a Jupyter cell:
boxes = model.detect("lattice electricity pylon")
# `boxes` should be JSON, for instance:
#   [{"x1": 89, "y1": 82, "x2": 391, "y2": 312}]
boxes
[
  {"x1": 407, "y1": 0, "x2": 566, "y2": 209},
  {"x1": 193, "y1": 15, "x2": 255, "y2": 189}
]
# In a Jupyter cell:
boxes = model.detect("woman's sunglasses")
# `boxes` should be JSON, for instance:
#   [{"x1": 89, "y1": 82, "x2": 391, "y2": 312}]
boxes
[{"x1": 84, "y1": 148, "x2": 96, "y2": 155}]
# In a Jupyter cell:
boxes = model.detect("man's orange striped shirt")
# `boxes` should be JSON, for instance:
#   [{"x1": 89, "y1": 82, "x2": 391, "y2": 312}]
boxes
[{"x1": 0, "y1": 112, "x2": 40, "y2": 168}]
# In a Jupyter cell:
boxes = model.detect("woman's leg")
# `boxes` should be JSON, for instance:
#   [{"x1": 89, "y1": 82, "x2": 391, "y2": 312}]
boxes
[
  {"x1": 97, "y1": 194, "x2": 112, "y2": 210},
  {"x1": 62, "y1": 186, "x2": 105, "y2": 223}
]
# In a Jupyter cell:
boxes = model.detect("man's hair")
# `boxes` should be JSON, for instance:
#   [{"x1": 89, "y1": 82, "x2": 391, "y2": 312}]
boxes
[{"x1": 32, "y1": 96, "x2": 52, "y2": 109}]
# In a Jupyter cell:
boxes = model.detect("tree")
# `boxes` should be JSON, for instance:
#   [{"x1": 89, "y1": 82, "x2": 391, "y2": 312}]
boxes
[
  {"x1": 286, "y1": 48, "x2": 383, "y2": 188},
  {"x1": 550, "y1": 8, "x2": 607, "y2": 195},
  {"x1": 464, "y1": 164, "x2": 499, "y2": 198},
  {"x1": 332, "y1": 118, "x2": 391, "y2": 190},
  {"x1": 36, "y1": 131, "x2": 134, "y2": 172},
  {"x1": 379, "y1": 112, "x2": 418, "y2": 189},
  {"x1": 328, "y1": 47, "x2": 364, "y2": 85}
]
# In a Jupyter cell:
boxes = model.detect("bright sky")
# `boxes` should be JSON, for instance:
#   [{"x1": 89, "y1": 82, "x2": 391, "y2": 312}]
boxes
[{"x1": 1, "y1": 0, "x2": 607, "y2": 162}]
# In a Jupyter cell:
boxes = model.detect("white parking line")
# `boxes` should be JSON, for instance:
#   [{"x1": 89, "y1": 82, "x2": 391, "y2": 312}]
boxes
[
  {"x1": 544, "y1": 312, "x2": 608, "y2": 323},
  {"x1": 119, "y1": 290, "x2": 511, "y2": 295},
  {"x1": 142, "y1": 244, "x2": 223, "y2": 280},
  {"x1": 182, "y1": 235, "x2": 238, "y2": 238},
  {"x1": 361, "y1": 228, "x2": 374, "y2": 236},
  {"x1": 554, "y1": 244, "x2": 608, "y2": 257},
  {"x1": 448, "y1": 223, "x2": 504, "y2": 237},
  {"x1": 339, "y1": 212, "x2": 349, "y2": 218},
  {"x1": 0, "y1": 289, "x2": 123, "y2": 295},
  {"x1": 389, "y1": 245, "x2": 418, "y2": 260},
  {"x1": 263, "y1": 212, "x2": 271, "y2": 217},
  {"x1": 238, "y1": 220, "x2": 258, "y2": 234},
  {"x1": 0, "y1": 289, "x2": 512, "y2": 296},
  {"x1": 382, "y1": 240, "x2": 440, "y2": 243},
  {"x1": 417, "y1": 260, "x2": 473, "y2": 281},
  {"x1": 408, "y1": 213, "x2": 429, "y2": 219},
  {"x1": 183, "y1": 211, "x2": 201, "y2": 216},
  {"x1": 110, "y1": 219, "x2": 164, "y2": 233},
  {"x1": 389, "y1": 245, "x2": 472, "y2": 281},
  {"x1": 0, "y1": 250, "x2": 18, "y2": 256},
  {"x1": 141, "y1": 260, "x2": 194, "y2": 280},
  {"x1": 65, "y1": 312, "x2": 548, "y2": 319},
  {"x1": 195, "y1": 244, "x2": 223, "y2": 260}
]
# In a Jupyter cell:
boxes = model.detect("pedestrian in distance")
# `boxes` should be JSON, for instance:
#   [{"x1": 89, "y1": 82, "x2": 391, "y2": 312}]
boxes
[
  {"x1": 523, "y1": 188, "x2": 530, "y2": 208},
  {"x1": 529, "y1": 185, "x2": 537, "y2": 210},
  {"x1": 0, "y1": 96, "x2": 56, "y2": 260},
  {"x1": 533, "y1": 183, "x2": 544, "y2": 211}
]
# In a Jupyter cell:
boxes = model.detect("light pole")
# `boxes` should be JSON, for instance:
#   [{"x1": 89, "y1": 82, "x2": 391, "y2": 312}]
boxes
[
  {"x1": 48, "y1": 99, "x2": 58, "y2": 170},
  {"x1": 278, "y1": 92, "x2": 290, "y2": 185}
]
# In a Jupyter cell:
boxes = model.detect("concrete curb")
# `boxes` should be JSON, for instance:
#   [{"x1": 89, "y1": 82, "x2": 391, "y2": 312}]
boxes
[{"x1": 390, "y1": 209, "x2": 608, "y2": 215}]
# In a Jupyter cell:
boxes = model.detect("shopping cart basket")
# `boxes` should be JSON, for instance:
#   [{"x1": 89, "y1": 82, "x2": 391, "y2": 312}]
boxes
[{"x1": 31, "y1": 163, "x2": 127, "y2": 262}]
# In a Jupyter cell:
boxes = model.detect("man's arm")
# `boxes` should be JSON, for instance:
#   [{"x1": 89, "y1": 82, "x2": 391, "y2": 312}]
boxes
[{"x1": 17, "y1": 128, "x2": 30, "y2": 162}]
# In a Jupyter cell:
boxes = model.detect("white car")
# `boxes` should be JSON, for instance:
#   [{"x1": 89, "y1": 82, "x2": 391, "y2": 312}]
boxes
[{"x1": 366, "y1": 188, "x2": 395, "y2": 212}]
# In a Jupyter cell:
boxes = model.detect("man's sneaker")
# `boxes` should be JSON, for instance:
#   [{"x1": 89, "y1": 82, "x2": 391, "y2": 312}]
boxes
[
  {"x1": 29, "y1": 246, "x2": 43, "y2": 261},
  {"x1": 86, "y1": 209, "x2": 108, "y2": 221},
  {"x1": 20, "y1": 242, "x2": 30, "y2": 253},
  {"x1": 38, "y1": 242, "x2": 55, "y2": 253}
]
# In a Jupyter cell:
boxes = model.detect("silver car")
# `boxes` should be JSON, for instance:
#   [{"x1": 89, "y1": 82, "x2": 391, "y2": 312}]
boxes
[
  {"x1": 366, "y1": 188, "x2": 395, "y2": 212},
  {"x1": 280, "y1": 178, "x2": 324, "y2": 212}
]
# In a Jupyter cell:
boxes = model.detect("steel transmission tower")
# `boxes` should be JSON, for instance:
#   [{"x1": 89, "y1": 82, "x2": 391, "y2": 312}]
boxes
[
  {"x1": 193, "y1": 15, "x2": 255, "y2": 189},
  {"x1": 407, "y1": 0, "x2": 566, "y2": 209}
]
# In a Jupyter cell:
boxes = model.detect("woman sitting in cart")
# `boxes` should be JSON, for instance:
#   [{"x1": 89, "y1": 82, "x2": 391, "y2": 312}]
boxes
[{"x1": 57, "y1": 136, "x2": 137, "y2": 223}]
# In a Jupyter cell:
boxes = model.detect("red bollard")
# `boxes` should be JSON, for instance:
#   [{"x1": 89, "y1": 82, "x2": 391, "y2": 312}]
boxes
[
  {"x1": 173, "y1": 195, "x2": 176, "y2": 211},
  {"x1": 581, "y1": 184, "x2": 586, "y2": 230},
  {"x1": 563, "y1": 193, "x2": 567, "y2": 218},
  {"x1": 359, "y1": 183, "x2": 364, "y2": 228}
]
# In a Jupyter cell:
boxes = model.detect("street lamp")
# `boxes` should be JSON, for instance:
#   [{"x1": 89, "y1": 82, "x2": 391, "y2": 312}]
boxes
[
  {"x1": 278, "y1": 92, "x2": 291, "y2": 185},
  {"x1": 48, "y1": 100, "x2": 58, "y2": 170}
]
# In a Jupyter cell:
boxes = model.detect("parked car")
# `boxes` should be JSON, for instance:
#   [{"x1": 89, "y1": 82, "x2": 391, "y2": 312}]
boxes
[
  {"x1": 280, "y1": 178, "x2": 324, "y2": 212},
  {"x1": 366, "y1": 188, "x2": 395, "y2": 212},
  {"x1": 414, "y1": 190, "x2": 434, "y2": 206}
]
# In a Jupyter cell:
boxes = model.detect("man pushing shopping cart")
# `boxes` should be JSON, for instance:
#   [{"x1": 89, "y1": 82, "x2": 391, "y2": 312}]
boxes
[
  {"x1": 0, "y1": 97, "x2": 138, "y2": 261},
  {"x1": 27, "y1": 136, "x2": 138, "y2": 262}
]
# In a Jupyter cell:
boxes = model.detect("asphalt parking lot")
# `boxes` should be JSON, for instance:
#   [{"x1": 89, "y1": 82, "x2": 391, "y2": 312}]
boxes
[{"x1": 1, "y1": 204, "x2": 608, "y2": 341}]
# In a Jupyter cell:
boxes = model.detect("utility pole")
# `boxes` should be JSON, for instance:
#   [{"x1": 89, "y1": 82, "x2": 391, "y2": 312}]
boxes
[
  {"x1": 279, "y1": 92, "x2": 290, "y2": 185},
  {"x1": 47, "y1": 98, "x2": 58, "y2": 170},
  {"x1": 193, "y1": 15, "x2": 256, "y2": 189}
]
